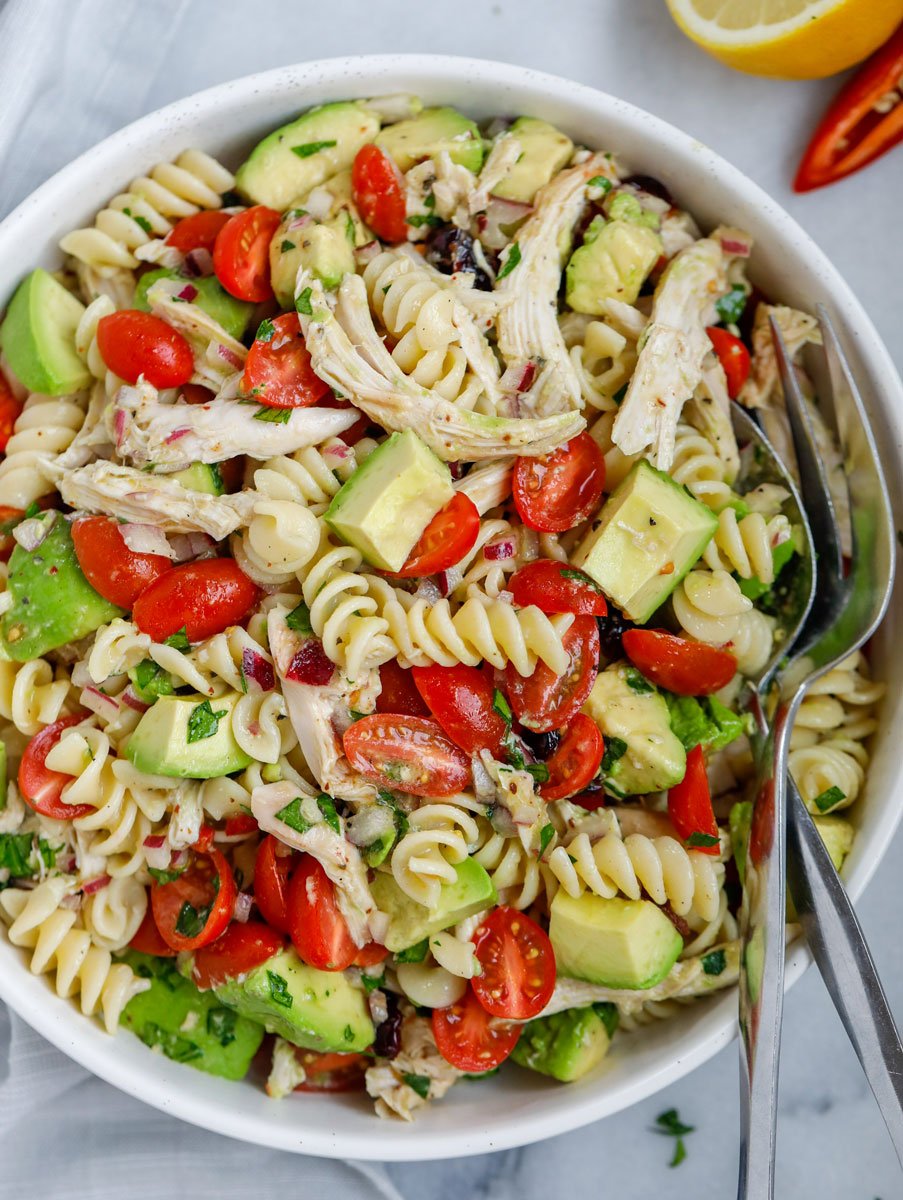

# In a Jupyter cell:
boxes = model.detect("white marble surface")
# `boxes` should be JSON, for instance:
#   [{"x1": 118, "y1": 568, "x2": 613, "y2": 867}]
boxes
[{"x1": 1, "y1": 0, "x2": 902, "y2": 1195}]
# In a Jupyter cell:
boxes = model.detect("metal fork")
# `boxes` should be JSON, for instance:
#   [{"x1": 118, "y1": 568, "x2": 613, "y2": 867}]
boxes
[{"x1": 737, "y1": 307, "x2": 898, "y2": 1199}]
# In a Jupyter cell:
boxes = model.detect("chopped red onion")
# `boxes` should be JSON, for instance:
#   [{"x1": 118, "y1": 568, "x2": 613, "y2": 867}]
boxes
[
  {"x1": 120, "y1": 522, "x2": 173, "y2": 559},
  {"x1": 184, "y1": 248, "x2": 214, "y2": 277},
  {"x1": 169, "y1": 532, "x2": 216, "y2": 562},
  {"x1": 82, "y1": 874, "x2": 111, "y2": 896},
  {"x1": 287, "y1": 639, "x2": 334, "y2": 685},
  {"x1": 303, "y1": 189, "x2": 332, "y2": 221},
  {"x1": 483, "y1": 539, "x2": 515, "y2": 562},
  {"x1": 721, "y1": 235, "x2": 751, "y2": 257},
  {"x1": 480, "y1": 194, "x2": 533, "y2": 250},
  {"x1": 177, "y1": 284, "x2": 199, "y2": 302},
  {"x1": 113, "y1": 407, "x2": 127, "y2": 446},
  {"x1": 79, "y1": 686, "x2": 121, "y2": 718},
  {"x1": 500, "y1": 360, "x2": 536, "y2": 395},
  {"x1": 242, "y1": 647, "x2": 275, "y2": 692},
  {"x1": 143, "y1": 835, "x2": 167, "y2": 849},
  {"x1": 171, "y1": 849, "x2": 189, "y2": 871},
  {"x1": 354, "y1": 240, "x2": 381, "y2": 266},
  {"x1": 497, "y1": 589, "x2": 515, "y2": 606},
  {"x1": 233, "y1": 892, "x2": 253, "y2": 923},
  {"x1": 286, "y1": 212, "x2": 314, "y2": 233},
  {"x1": 436, "y1": 570, "x2": 452, "y2": 598},
  {"x1": 414, "y1": 578, "x2": 442, "y2": 604},
  {"x1": 447, "y1": 461, "x2": 463, "y2": 480},
  {"x1": 216, "y1": 343, "x2": 244, "y2": 369},
  {"x1": 13, "y1": 512, "x2": 55, "y2": 552},
  {"x1": 121, "y1": 687, "x2": 150, "y2": 713},
  {"x1": 164, "y1": 427, "x2": 191, "y2": 444},
  {"x1": 143, "y1": 839, "x2": 172, "y2": 872}
]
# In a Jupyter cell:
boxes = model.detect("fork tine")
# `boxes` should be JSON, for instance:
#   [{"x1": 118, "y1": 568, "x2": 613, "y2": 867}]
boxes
[{"x1": 769, "y1": 314, "x2": 844, "y2": 583}]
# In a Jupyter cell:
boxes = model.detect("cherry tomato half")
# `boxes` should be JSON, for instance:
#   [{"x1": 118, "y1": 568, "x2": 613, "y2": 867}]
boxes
[
  {"x1": 432, "y1": 987, "x2": 521, "y2": 1073},
  {"x1": 213, "y1": 205, "x2": 282, "y2": 302},
  {"x1": 129, "y1": 903, "x2": 176, "y2": 957},
  {"x1": 513, "y1": 431, "x2": 605, "y2": 533},
  {"x1": 706, "y1": 327, "x2": 751, "y2": 399},
  {"x1": 393, "y1": 493, "x2": 480, "y2": 578},
  {"x1": 471, "y1": 906, "x2": 556, "y2": 1020},
  {"x1": 412, "y1": 663, "x2": 508, "y2": 757},
  {"x1": 132, "y1": 558, "x2": 260, "y2": 643},
  {"x1": 509, "y1": 559, "x2": 608, "y2": 617},
  {"x1": 19, "y1": 716, "x2": 94, "y2": 820},
  {"x1": 253, "y1": 834, "x2": 297, "y2": 935},
  {"x1": 294, "y1": 1050, "x2": 368, "y2": 1093},
  {"x1": 288, "y1": 856, "x2": 357, "y2": 972},
  {"x1": 151, "y1": 845, "x2": 237, "y2": 952},
  {"x1": 506, "y1": 614, "x2": 600, "y2": 734},
  {"x1": 342, "y1": 714, "x2": 471, "y2": 797},
  {"x1": 540, "y1": 713, "x2": 604, "y2": 802},
  {"x1": 621, "y1": 628, "x2": 737, "y2": 696},
  {"x1": 166, "y1": 210, "x2": 232, "y2": 254},
  {"x1": 351, "y1": 144, "x2": 407, "y2": 243},
  {"x1": 241, "y1": 312, "x2": 331, "y2": 409},
  {"x1": 667, "y1": 744, "x2": 720, "y2": 856},
  {"x1": 71, "y1": 515, "x2": 173, "y2": 610},
  {"x1": 192, "y1": 920, "x2": 284, "y2": 990},
  {"x1": 376, "y1": 659, "x2": 430, "y2": 717},
  {"x1": 0, "y1": 370, "x2": 22, "y2": 453},
  {"x1": 96, "y1": 310, "x2": 194, "y2": 388}
]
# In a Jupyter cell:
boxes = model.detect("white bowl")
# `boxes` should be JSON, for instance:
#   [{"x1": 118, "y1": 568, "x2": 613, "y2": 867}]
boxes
[{"x1": 1, "y1": 54, "x2": 901, "y2": 1162}]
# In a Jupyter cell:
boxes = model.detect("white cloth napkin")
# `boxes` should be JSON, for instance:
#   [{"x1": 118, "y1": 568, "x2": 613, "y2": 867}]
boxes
[{"x1": 0, "y1": 0, "x2": 404, "y2": 1190}]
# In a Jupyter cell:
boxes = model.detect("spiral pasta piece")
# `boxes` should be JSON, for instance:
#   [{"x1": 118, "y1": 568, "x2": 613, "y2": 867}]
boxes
[
  {"x1": 560, "y1": 312, "x2": 637, "y2": 411},
  {"x1": 670, "y1": 422, "x2": 736, "y2": 511},
  {"x1": 672, "y1": 568, "x2": 773, "y2": 676},
  {"x1": 0, "y1": 659, "x2": 72, "y2": 736},
  {"x1": 0, "y1": 393, "x2": 87, "y2": 507},
  {"x1": 0, "y1": 876, "x2": 149, "y2": 1034},
  {"x1": 390, "y1": 804, "x2": 480, "y2": 908},
  {"x1": 59, "y1": 150, "x2": 234, "y2": 273},
  {"x1": 74, "y1": 294, "x2": 122, "y2": 396},
  {"x1": 82, "y1": 876, "x2": 148, "y2": 952},
  {"x1": 471, "y1": 826, "x2": 543, "y2": 911},
  {"x1": 702, "y1": 509, "x2": 791, "y2": 584}
]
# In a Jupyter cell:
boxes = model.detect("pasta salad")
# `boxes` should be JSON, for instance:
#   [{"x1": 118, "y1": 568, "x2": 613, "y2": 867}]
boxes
[{"x1": 0, "y1": 95, "x2": 883, "y2": 1118}]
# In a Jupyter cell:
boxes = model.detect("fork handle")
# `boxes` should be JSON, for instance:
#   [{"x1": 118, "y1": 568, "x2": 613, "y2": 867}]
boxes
[{"x1": 786, "y1": 779, "x2": 903, "y2": 1165}]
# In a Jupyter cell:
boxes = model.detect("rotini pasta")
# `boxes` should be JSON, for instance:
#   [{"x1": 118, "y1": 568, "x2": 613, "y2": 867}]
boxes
[
  {"x1": 672, "y1": 568, "x2": 773, "y2": 676},
  {"x1": 390, "y1": 803, "x2": 480, "y2": 908},
  {"x1": 0, "y1": 392, "x2": 87, "y2": 507},
  {"x1": 0, "y1": 658, "x2": 72, "y2": 735},
  {"x1": 471, "y1": 823, "x2": 544, "y2": 910},
  {"x1": 701, "y1": 508, "x2": 791, "y2": 584}
]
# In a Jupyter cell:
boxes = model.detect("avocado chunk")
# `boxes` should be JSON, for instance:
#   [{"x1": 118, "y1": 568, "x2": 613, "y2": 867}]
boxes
[
  {"x1": 584, "y1": 663, "x2": 686, "y2": 796},
  {"x1": 377, "y1": 106, "x2": 483, "y2": 174},
  {"x1": 572, "y1": 460, "x2": 717, "y2": 622},
  {"x1": 493, "y1": 117, "x2": 574, "y2": 204},
  {"x1": 371, "y1": 858, "x2": 497, "y2": 953},
  {"x1": 170, "y1": 461, "x2": 225, "y2": 496},
  {"x1": 0, "y1": 268, "x2": 91, "y2": 395},
  {"x1": 814, "y1": 815, "x2": 854, "y2": 872},
  {"x1": 235, "y1": 101, "x2": 381, "y2": 211},
  {"x1": 134, "y1": 269, "x2": 254, "y2": 341},
  {"x1": 270, "y1": 211, "x2": 356, "y2": 308},
  {"x1": 120, "y1": 952, "x2": 264, "y2": 1080},
  {"x1": 214, "y1": 947, "x2": 374, "y2": 1052},
  {"x1": 566, "y1": 213, "x2": 662, "y2": 315},
  {"x1": 1, "y1": 513, "x2": 124, "y2": 661},
  {"x1": 511, "y1": 1003, "x2": 617, "y2": 1082},
  {"x1": 324, "y1": 429, "x2": 454, "y2": 572},
  {"x1": 550, "y1": 891, "x2": 683, "y2": 990},
  {"x1": 126, "y1": 693, "x2": 252, "y2": 779}
]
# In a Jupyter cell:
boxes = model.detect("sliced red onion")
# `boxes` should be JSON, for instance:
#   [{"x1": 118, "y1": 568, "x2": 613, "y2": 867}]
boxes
[
  {"x1": 354, "y1": 240, "x2": 381, "y2": 266},
  {"x1": 483, "y1": 539, "x2": 515, "y2": 562},
  {"x1": 242, "y1": 647, "x2": 275, "y2": 692},
  {"x1": 499, "y1": 360, "x2": 536, "y2": 395},
  {"x1": 233, "y1": 892, "x2": 253, "y2": 924},
  {"x1": 497, "y1": 589, "x2": 515, "y2": 606},
  {"x1": 82, "y1": 874, "x2": 111, "y2": 895},
  {"x1": 721, "y1": 235, "x2": 751, "y2": 257},
  {"x1": 144, "y1": 839, "x2": 172, "y2": 872},
  {"x1": 184, "y1": 248, "x2": 214, "y2": 277},
  {"x1": 479, "y1": 194, "x2": 533, "y2": 250},
  {"x1": 13, "y1": 512, "x2": 56, "y2": 552},
  {"x1": 143, "y1": 835, "x2": 167, "y2": 849},
  {"x1": 79, "y1": 686, "x2": 121, "y2": 718},
  {"x1": 216, "y1": 343, "x2": 244, "y2": 369},
  {"x1": 436, "y1": 570, "x2": 452, "y2": 598},
  {"x1": 113, "y1": 407, "x2": 127, "y2": 447},
  {"x1": 303, "y1": 188, "x2": 333, "y2": 221},
  {"x1": 121, "y1": 686, "x2": 150, "y2": 713},
  {"x1": 169, "y1": 532, "x2": 216, "y2": 562},
  {"x1": 286, "y1": 639, "x2": 334, "y2": 685},
  {"x1": 286, "y1": 211, "x2": 314, "y2": 232},
  {"x1": 177, "y1": 284, "x2": 199, "y2": 302},
  {"x1": 164, "y1": 427, "x2": 191, "y2": 444},
  {"x1": 346, "y1": 805, "x2": 395, "y2": 849},
  {"x1": 120, "y1": 522, "x2": 173, "y2": 559},
  {"x1": 414, "y1": 578, "x2": 442, "y2": 604},
  {"x1": 60, "y1": 892, "x2": 83, "y2": 911},
  {"x1": 171, "y1": 848, "x2": 190, "y2": 871}
]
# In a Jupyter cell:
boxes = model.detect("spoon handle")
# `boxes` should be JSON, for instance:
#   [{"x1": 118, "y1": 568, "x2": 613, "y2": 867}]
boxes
[{"x1": 786, "y1": 779, "x2": 903, "y2": 1164}]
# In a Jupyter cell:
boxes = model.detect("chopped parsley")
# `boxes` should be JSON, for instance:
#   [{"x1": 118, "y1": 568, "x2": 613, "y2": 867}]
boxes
[
  {"x1": 395, "y1": 938, "x2": 429, "y2": 964},
  {"x1": 317, "y1": 793, "x2": 341, "y2": 834},
  {"x1": 296, "y1": 286, "x2": 313, "y2": 315},
  {"x1": 526, "y1": 762, "x2": 550, "y2": 785},
  {"x1": 186, "y1": 699, "x2": 228, "y2": 743},
  {"x1": 600, "y1": 736, "x2": 628, "y2": 773},
  {"x1": 285, "y1": 600, "x2": 314, "y2": 635},
  {"x1": 492, "y1": 689, "x2": 513, "y2": 725},
  {"x1": 123, "y1": 206, "x2": 153, "y2": 235},
  {"x1": 140, "y1": 1022, "x2": 201, "y2": 1063},
  {"x1": 0, "y1": 833, "x2": 58, "y2": 877},
  {"x1": 255, "y1": 318, "x2": 276, "y2": 342},
  {"x1": 701, "y1": 948, "x2": 727, "y2": 977},
  {"x1": 131, "y1": 658, "x2": 174, "y2": 702},
  {"x1": 361, "y1": 972, "x2": 384, "y2": 994},
  {"x1": 276, "y1": 796, "x2": 313, "y2": 836},
  {"x1": 538, "y1": 823, "x2": 555, "y2": 857},
  {"x1": 266, "y1": 971, "x2": 294, "y2": 1009},
  {"x1": 495, "y1": 242, "x2": 521, "y2": 281},
  {"x1": 624, "y1": 667, "x2": 654, "y2": 693},
  {"x1": 343, "y1": 1024, "x2": 355, "y2": 1043},
  {"x1": 654, "y1": 1107, "x2": 695, "y2": 1168},
  {"x1": 207, "y1": 1006, "x2": 238, "y2": 1047},
  {"x1": 814, "y1": 785, "x2": 846, "y2": 813},
  {"x1": 147, "y1": 865, "x2": 186, "y2": 885},
  {"x1": 560, "y1": 567, "x2": 602, "y2": 591},
  {"x1": 292, "y1": 140, "x2": 338, "y2": 158},
  {"x1": 253, "y1": 405, "x2": 292, "y2": 424},
  {"x1": 402, "y1": 1073, "x2": 431, "y2": 1099},
  {"x1": 175, "y1": 897, "x2": 214, "y2": 939},
  {"x1": 164, "y1": 626, "x2": 191, "y2": 652},
  {"x1": 715, "y1": 284, "x2": 748, "y2": 325},
  {"x1": 407, "y1": 212, "x2": 442, "y2": 229},
  {"x1": 687, "y1": 832, "x2": 719, "y2": 849},
  {"x1": 280, "y1": 239, "x2": 296, "y2": 252}
]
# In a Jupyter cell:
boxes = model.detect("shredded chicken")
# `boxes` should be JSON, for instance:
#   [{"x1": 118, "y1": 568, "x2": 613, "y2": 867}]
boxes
[
  {"x1": 266, "y1": 1039, "x2": 308, "y2": 1099},
  {"x1": 496, "y1": 153, "x2": 619, "y2": 417},
  {"x1": 454, "y1": 458, "x2": 513, "y2": 515},
  {"x1": 659, "y1": 209, "x2": 701, "y2": 259},
  {"x1": 404, "y1": 150, "x2": 478, "y2": 231},
  {"x1": 468, "y1": 133, "x2": 524, "y2": 215},
  {"x1": 298, "y1": 273, "x2": 584, "y2": 460},
  {"x1": 146, "y1": 276, "x2": 248, "y2": 390},
  {"x1": 53, "y1": 381, "x2": 114, "y2": 472},
  {"x1": 686, "y1": 360, "x2": 740, "y2": 483},
  {"x1": 110, "y1": 379, "x2": 359, "y2": 468},
  {"x1": 366, "y1": 1012, "x2": 463, "y2": 1120},
  {"x1": 478, "y1": 750, "x2": 548, "y2": 854},
  {"x1": 611, "y1": 226, "x2": 751, "y2": 470}
]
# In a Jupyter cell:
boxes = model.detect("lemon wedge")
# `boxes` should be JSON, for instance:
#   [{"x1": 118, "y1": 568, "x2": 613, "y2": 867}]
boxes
[{"x1": 666, "y1": 0, "x2": 903, "y2": 78}]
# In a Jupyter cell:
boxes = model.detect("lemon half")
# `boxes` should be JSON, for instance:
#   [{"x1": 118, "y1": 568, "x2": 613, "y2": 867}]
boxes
[{"x1": 666, "y1": 0, "x2": 903, "y2": 78}]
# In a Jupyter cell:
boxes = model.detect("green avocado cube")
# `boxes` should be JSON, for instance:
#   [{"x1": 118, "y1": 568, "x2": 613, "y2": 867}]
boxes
[
  {"x1": 814, "y1": 815, "x2": 855, "y2": 872},
  {"x1": 324, "y1": 429, "x2": 454, "y2": 572},
  {"x1": 120, "y1": 952, "x2": 264, "y2": 1081},
  {"x1": 550, "y1": 891, "x2": 683, "y2": 990},
  {"x1": 270, "y1": 212, "x2": 356, "y2": 308},
  {"x1": 511, "y1": 1004, "x2": 617, "y2": 1082},
  {"x1": 126, "y1": 693, "x2": 252, "y2": 779},
  {"x1": 572, "y1": 460, "x2": 718, "y2": 622},
  {"x1": 566, "y1": 216, "x2": 662, "y2": 315},
  {"x1": 0, "y1": 268, "x2": 91, "y2": 396},
  {"x1": 214, "y1": 948, "x2": 374, "y2": 1053},
  {"x1": 493, "y1": 117, "x2": 574, "y2": 204},
  {"x1": 376, "y1": 106, "x2": 484, "y2": 174},
  {"x1": 1, "y1": 513, "x2": 124, "y2": 661},
  {"x1": 371, "y1": 858, "x2": 497, "y2": 953},
  {"x1": 134, "y1": 269, "x2": 254, "y2": 341}
]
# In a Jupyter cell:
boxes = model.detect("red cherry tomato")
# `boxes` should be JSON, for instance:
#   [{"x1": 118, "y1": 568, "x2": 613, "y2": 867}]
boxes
[
  {"x1": 353, "y1": 941, "x2": 389, "y2": 968},
  {"x1": 342, "y1": 714, "x2": 471, "y2": 797},
  {"x1": 294, "y1": 1050, "x2": 368, "y2": 1092},
  {"x1": 509, "y1": 559, "x2": 608, "y2": 617},
  {"x1": 0, "y1": 370, "x2": 22, "y2": 453},
  {"x1": 165, "y1": 210, "x2": 232, "y2": 254},
  {"x1": 96, "y1": 310, "x2": 194, "y2": 388},
  {"x1": 432, "y1": 988, "x2": 521, "y2": 1072},
  {"x1": 706, "y1": 327, "x2": 751, "y2": 399},
  {"x1": 506, "y1": 615, "x2": 600, "y2": 734},
  {"x1": 376, "y1": 659, "x2": 430, "y2": 717},
  {"x1": 540, "y1": 713, "x2": 604, "y2": 802},
  {"x1": 253, "y1": 835, "x2": 297, "y2": 935},
  {"x1": 151, "y1": 845, "x2": 237, "y2": 952},
  {"x1": 71, "y1": 515, "x2": 173, "y2": 610},
  {"x1": 471, "y1": 906, "x2": 556, "y2": 1020},
  {"x1": 622, "y1": 628, "x2": 737, "y2": 696},
  {"x1": 180, "y1": 383, "x2": 217, "y2": 405},
  {"x1": 132, "y1": 558, "x2": 260, "y2": 643},
  {"x1": 240, "y1": 312, "x2": 331, "y2": 409},
  {"x1": 18, "y1": 716, "x2": 94, "y2": 820},
  {"x1": 191, "y1": 920, "x2": 284, "y2": 990},
  {"x1": 223, "y1": 813, "x2": 259, "y2": 838},
  {"x1": 129, "y1": 903, "x2": 176, "y2": 957},
  {"x1": 0, "y1": 506, "x2": 24, "y2": 564},
  {"x1": 411, "y1": 663, "x2": 508, "y2": 757},
  {"x1": 393, "y1": 493, "x2": 480, "y2": 578},
  {"x1": 351, "y1": 144, "x2": 408, "y2": 243},
  {"x1": 667, "y1": 744, "x2": 719, "y2": 856},
  {"x1": 287, "y1": 856, "x2": 357, "y2": 972},
  {"x1": 213, "y1": 205, "x2": 282, "y2": 302},
  {"x1": 570, "y1": 789, "x2": 607, "y2": 812},
  {"x1": 513, "y1": 431, "x2": 605, "y2": 533}
]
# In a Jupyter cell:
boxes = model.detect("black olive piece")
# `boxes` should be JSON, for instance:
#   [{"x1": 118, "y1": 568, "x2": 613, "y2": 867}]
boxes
[
  {"x1": 596, "y1": 605, "x2": 636, "y2": 661},
  {"x1": 425, "y1": 226, "x2": 492, "y2": 291},
  {"x1": 621, "y1": 173, "x2": 674, "y2": 207},
  {"x1": 373, "y1": 991, "x2": 403, "y2": 1060},
  {"x1": 520, "y1": 729, "x2": 561, "y2": 761}
]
